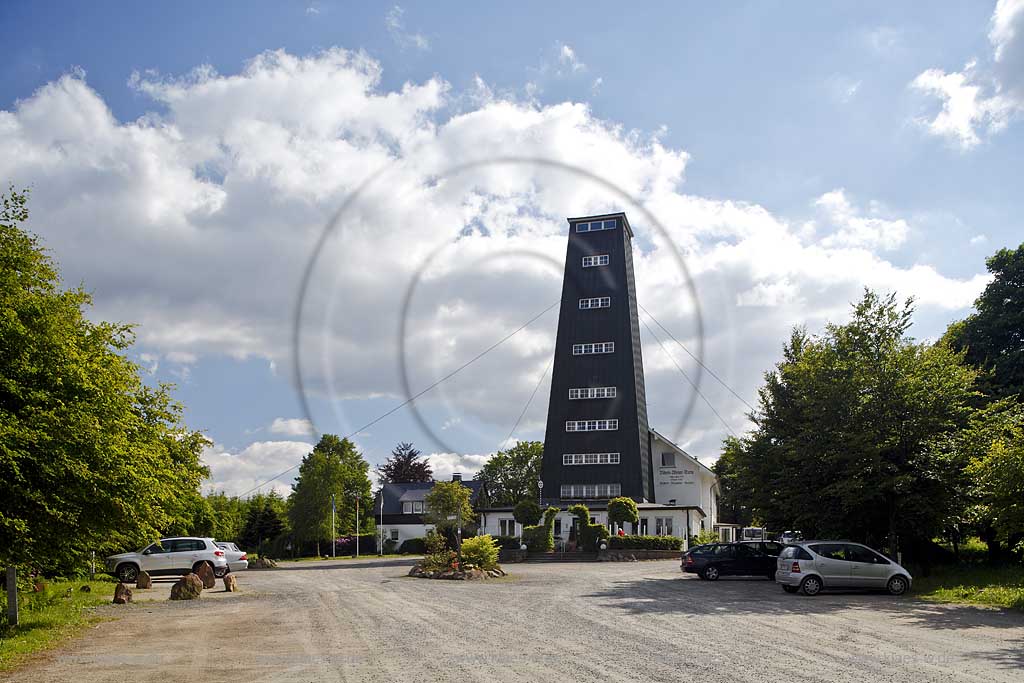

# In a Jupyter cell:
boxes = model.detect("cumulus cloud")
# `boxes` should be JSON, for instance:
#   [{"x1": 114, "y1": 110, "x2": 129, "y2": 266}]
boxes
[
  {"x1": 424, "y1": 452, "x2": 490, "y2": 481},
  {"x1": 203, "y1": 440, "x2": 314, "y2": 496},
  {"x1": 0, "y1": 46, "x2": 991, "y2": 491},
  {"x1": 269, "y1": 418, "x2": 315, "y2": 436},
  {"x1": 911, "y1": 0, "x2": 1024, "y2": 148}
]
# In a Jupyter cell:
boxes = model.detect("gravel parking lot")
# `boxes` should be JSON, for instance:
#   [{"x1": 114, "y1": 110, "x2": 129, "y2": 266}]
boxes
[{"x1": 10, "y1": 557, "x2": 1024, "y2": 682}]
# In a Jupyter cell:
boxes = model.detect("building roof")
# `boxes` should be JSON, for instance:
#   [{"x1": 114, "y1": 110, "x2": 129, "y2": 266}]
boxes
[{"x1": 375, "y1": 478, "x2": 486, "y2": 514}]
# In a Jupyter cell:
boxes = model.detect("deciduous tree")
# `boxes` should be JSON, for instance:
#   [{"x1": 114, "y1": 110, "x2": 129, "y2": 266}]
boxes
[{"x1": 474, "y1": 441, "x2": 542, "y2": 505}]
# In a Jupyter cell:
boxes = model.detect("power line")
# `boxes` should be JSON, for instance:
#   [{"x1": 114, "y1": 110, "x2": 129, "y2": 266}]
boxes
[
  {"x1": 639, "y1": 314, "x2": 738, "y2": 438},
  {"x1": 638, "y1": 302, "x2": 756, "y2": 414},
  {"x1": 236, "y1": 299, "x2": 561, "y2": 498},
  {"x1": 502, "y1": 353, "x2": 554, "y2": 448}
]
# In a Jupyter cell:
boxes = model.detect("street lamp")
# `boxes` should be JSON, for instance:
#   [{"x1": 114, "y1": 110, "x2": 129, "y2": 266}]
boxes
[{"x1": 538, "y1": 479, "x2": 544, "y2": 504}]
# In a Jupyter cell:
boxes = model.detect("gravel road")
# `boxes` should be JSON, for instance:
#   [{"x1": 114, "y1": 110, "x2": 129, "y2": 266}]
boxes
[{"x1": 8, "y1": 557, "x2": 1023, "y2": 682}]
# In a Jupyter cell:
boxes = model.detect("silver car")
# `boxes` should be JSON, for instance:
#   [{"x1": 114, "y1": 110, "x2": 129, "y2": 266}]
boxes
[
  {"x1": 214, "y1": 541, "x2": 249, "y2": 573},
  {"x1": 105, "y1": 536, "x2": 229, "y2": 583},
  {"x1": 775, "y1": 541, "x2": 912, "y2": 596}
]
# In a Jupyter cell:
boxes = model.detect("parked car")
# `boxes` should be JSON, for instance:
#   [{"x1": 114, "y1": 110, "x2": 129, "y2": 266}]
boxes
[
  {"x1": 775, "y1": 541, "x2": 912, "y2": 596},
  {"x1": 682, "y1": 542, "x2": 776, "y2": 581},
  {"x1": 779, "y1": 530, "x2": 803, "y2": 545},
  {"x1": 104, "y1": 537, "x2": 229, "y2": 583},
  {"x1": 214, "y1": 541, "x2": 249, "y2": 573},
  {"x1": 740, "y1": 540, "x2": 785, "y2": 557}
]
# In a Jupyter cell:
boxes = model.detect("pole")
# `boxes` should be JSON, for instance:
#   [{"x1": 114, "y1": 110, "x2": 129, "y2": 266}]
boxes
[
  {"x1": 379, "y1": 494, "x2": 384, "y2": 557},
  {"x1": 90, "y1": 551, "x2": 95, "y2": 581},
  {"x1": 331, "y1": 494, "x2": 336, "y2": 559},
  {"x1": 355, "y1": 496, "x2": 360, "y2": 558},
  {"x1": 6, "y1": 566, "x2": 18, "y2": 627}
]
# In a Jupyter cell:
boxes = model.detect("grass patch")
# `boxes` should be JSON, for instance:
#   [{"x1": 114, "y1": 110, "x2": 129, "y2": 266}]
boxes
[
  {"x1": 914, "y1": 564, "x2": 1024, "y2": 611},
  {"x1": 0, "y1": 578, "x2": 116, "y2": 672}
]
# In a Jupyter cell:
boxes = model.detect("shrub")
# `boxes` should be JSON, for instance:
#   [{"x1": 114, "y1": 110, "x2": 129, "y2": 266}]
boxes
[
  {"x1": 335, "y1": 534, "x2": 378, "y2": 555},
  {"x1": 399, "y1": 537, "x2": 427, "y2": 554},
  {"x1": 491, "y1": 535, "x2": 520, "y2": 549},
  {"x1": 461, "y1": 535, "x2": 500, "y2": 570},
  {"x1": 607, "y1": 496, "x2": 639, "y2": 528},
  {"x1": 513, "y1": 499, "x2": 542, "y2": 526},
  {"x1": 569, "y1": 503, "x2": 609, "y2": 551},
  {"x1": 608, "y1": 535, "x2": 683, "y2": 551},
  {"x1": 421, "y1": 530, "x2": 456, "y2": 571},
  {"x1": 522, "y1": 506, "x2": 559, "y2": 552},
  {"x1": 691, "y1": 528, "x2": 720, "y2": 546}
]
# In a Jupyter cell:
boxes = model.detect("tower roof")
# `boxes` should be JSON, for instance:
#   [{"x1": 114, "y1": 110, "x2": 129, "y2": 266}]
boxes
[{"x1": 566, "y1": 212, "x2": 634, "y2": 238}]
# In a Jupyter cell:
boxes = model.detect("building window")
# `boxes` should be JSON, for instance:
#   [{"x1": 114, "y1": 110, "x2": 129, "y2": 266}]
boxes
[
  {"x1": 565, "y1": 419, "x2": 618, "y2": 432},
  {"x1": 562, "y1": 452, "x2": 621, "y2": 465},
  {"x1": 655, "y1": 517, "x2": 674, "y2": 537},
  {"x1": 569, "y1": 386, "x2": 616, "y2": 400},
  {"x1": 499, "y1": 519, "x2": 517, "y2": 536},
  {"x1": 559, "y1": 483, "x2": 622, "y2": 499},
  {"x1": 402, "y1": 502, "x2": 412, "y2": 514},
  {"x1": 582, "y1": 254, "x2": 610, "y2": 267},
  {"x1": 661, "y1": 452, "x2": 676, "y2": 467},
  {"x1": 390, "y1": 529, "x2": 399, "y2": 542},
  {"x1": 575, "y1": 219, "x2": 617, "y2": 233},
  {"x1": 633, "y1": 518, "x2": 649, "y2": 535},
  {"x1": 578, "y1": 296, "x2": 611, "y2": 310},
  {"x1": 572, "y1": 341, "x2": 614, "y2": 355}
]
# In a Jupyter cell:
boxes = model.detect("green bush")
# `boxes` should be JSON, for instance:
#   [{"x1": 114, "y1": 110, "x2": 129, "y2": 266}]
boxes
[
  {"x1": 568, "y1": 503, "x2": 610, "y2": 551},
  {"x1": 492, "y1": 535, "x2": 520, "y2": 549},
  {"x1": 460, "y1": 535, "x2": 500, "y2": 570},
  {"x1": 421, "y1": 530, "x2": 455, "y2": 571},
  {"x1": 608, "y1": 535, "x2": 683, "y2": 551},
  {"x1": 399, "y1": 537, "x2": 427, "y2": 554},
  {"x1": 691, "y1": 528, "x2": 720, "y2": 546},
  {"x1": 522, "y1": 506, "x2": 559, "y2": 552},
  {"x1": 607, "y1": 496, "x2": 639, "y2": 528},
  {"x1": 513, "y1": 499, "x2": 543, "y2": 526}
]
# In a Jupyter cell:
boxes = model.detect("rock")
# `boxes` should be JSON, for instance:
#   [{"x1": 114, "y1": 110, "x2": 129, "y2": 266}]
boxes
[
  {"x1": 628, "y1": 554, "x2": 638, "y2": 562},
  {"x1": 408, "y1": 565, "x2": 427, "y2": 577},
  {"x1": 169, "y1": 573, "x2": 203, "y2": 601},
  {"x1": 112, "y1": 582, "x2": 133, "y2": 604},
  {"x1": 223, "y1": 574, "x2": 238, "y2": 592},
  {"x1": 465, "y1": 569, "x2": 487, "y2": 581},
  {"x1": 79, "y1": 585, "x2": 91, "y2": 592},
  {"x1": 248, "y1": 557, "x2": 278, "y2": 569},
  {"x1": 195, "y1": 562, "x2": 216, "y2": 589},
  {"x1": 136, "y1": 571, "x2": 152, "y2": 589}
]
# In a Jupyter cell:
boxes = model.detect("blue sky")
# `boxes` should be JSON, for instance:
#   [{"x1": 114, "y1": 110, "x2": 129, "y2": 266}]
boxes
[{"x1": 3, "y1": 1, "x2": 1022, "y2": 496}]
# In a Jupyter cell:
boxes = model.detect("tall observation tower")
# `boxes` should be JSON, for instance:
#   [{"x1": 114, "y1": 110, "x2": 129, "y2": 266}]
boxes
[{"x1": 540, "y1": 213, "x2": 653, "y2": 504}]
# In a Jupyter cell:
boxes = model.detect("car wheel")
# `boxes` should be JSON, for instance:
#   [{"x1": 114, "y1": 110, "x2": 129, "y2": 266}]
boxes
[
  {"x1": 116, "y1": 563, "x2": 139, "y2": 583},
  {"x1": 214, "y1": 566, "x2": 228, "y2": 578},
  {"x1": 887, "y1": 575, "x2": 909, "y2": 596},
  {"x1": 701, "y1": 565, "x2": 721, "y2": 581},
  {"x1": 782, "y1": 585, "x2": 798, "y2": 594},
  {"x1": 800, "y1": 575, "x2": 823, "y2": 596}
]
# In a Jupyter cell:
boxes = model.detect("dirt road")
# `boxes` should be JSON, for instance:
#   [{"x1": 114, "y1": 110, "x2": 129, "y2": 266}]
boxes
[{"x1": 8, "y1": 557, "x2": 1023, "y2": 682}]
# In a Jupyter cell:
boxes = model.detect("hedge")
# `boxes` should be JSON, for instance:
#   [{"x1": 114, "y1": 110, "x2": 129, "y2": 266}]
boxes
[
  {"x1": 608, "y1": 535, "x2": 683, "y2": 551},
  {"x1": 398, "y1": 537, "x2": 427, "y2": 554},
  {"x1": 491, "y1": 535, "x2": 521, "y2": 549}
]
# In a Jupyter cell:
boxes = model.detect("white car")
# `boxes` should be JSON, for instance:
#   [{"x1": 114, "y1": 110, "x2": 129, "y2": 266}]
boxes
[
  {"x1": 776, "y1": 541, "x2": 912, "y2": 596},
  {"x1": 105, "y1": 537, "x2": 228, "y2": 583},
  {"x1": 214, "y1": 541, "x2": 249, "y2": 573}
]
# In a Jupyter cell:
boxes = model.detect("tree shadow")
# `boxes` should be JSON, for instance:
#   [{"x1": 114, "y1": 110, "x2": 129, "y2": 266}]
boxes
[
  {"x1": 273, "y1": 558, "x2": 419, "y2": 571},
  {"x1": 585, "y1": 576, "x2": 1024, "y2": 632}
]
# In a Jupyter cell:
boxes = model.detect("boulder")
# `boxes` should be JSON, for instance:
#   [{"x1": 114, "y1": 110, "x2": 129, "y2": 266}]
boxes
[
  {"x1": 248, "y1": 557, "x2": 278, "y2": 569},
  {"x1": 79, "y1": 585, "x2": 92, "y2": 592},
  {"x1": 195, "y1": 562, "x2": 216, "y2": 589},
  {"x1": 408, "y1": 565, "x2": 427, "y2": 577},
  {"x1": 136, "y1": 571, "x2": 152, "y2": 589},
  {"x1": 223, "y1": 574, "x2": 238, "y2": 592},
  {"x1": 465, "y1": 569, "x2": 487, "y2": 581},
  {"x1": 169, "y1": 573, "x2": 203, "y2": 601},
  {"x1": 112, "y1": 582, "x2": 133, "y2": 604}
]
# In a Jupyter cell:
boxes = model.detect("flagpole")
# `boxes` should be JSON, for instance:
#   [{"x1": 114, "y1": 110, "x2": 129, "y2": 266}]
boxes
[{"x1": 331, "y1": 494, "x2": 336, "y2": 559}]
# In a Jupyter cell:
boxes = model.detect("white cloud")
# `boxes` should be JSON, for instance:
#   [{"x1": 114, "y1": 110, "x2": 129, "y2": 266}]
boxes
[
  {"x1": 557, "y1": 43, "x2": 586, "y2": 72},
  {"x1": 911, "y1": 0, "x2": 1024, "y2": 148},
  {"x1": 0, "y1": 47, "x2": 991, "y2": 483},
  {"x1": 203, "y1": 440, "x2": 313, "y2": 496},
  {"x1": 385, "y1": 6, "x2": 429, "y2": 51},
  {"x1": 269, "y1": 417, "x2": 315, "y2": 436},
  {"x1": 970, "y1": 233, "x2": 989, "y2": 245},
  {"x1": 424, "y1": 452, "x2": 490, "y2": 481}
]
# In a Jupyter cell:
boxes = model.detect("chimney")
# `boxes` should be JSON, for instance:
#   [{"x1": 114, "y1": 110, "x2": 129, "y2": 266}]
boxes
[{"x1": 451, "y1": 472, "x2": 462, "y2": 482}]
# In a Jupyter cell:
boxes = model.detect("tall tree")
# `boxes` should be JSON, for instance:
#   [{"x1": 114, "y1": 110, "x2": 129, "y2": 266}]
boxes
[
  {"x1": 721, "y1": 290, "x2": 978, "y2": 558},
  {"x1": 376, "y1": 442, "x2": 432, "y2": 483},
  {"x1": 946, "y1": 244, "x2": 1024, "y2": 400},
  {"x1": 424, "y1": 480, "x2": 475, "y2": 556},
  {"x1": 0, "y1": 187, "x2": 209, "y2": 575},
  {"x1": 474, "y1": 441, "x2": 542, "y2": 505},
  {"x1": 238, "y1": 492, "x2": 287, "y2": 555},
  {"x1": 288, "y1": 435, "x2": 374, "y2": 555}
]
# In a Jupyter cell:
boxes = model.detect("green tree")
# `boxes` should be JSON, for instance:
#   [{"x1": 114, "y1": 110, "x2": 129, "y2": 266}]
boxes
[
  {"x1": 711, "y1": 440, "x2": 754, "y2": 527},
  {"x1": 239, "y1": 492, "x2": 287, "y2": 555},
  {"x1": 424, "y1": 480, "x2": 475, "y2": 556},
  {"x1": 288, "y1": 435, "x2": 373, "y2": 556},
  {"x1": 721, "y1": 290, "x2": 979, "y2": 559},
  {"x1": 0, "y1": 187, "x2": 209, "y2": 576},
  {"x1": 376, "y1": 442, "x2": 433, "y2": 483},
  {"x1": 607, "y1": 497, "x2": 639, "y2": 531},
  {"x1": 513, "y1": 499, "x2": 542, "y2": 527},
  {"x1": 474, "y1": 441, "x2": 542, "y2": 505},
  {"x1": 946, "y1": 244, "x2": 1024, "y2": 400}
]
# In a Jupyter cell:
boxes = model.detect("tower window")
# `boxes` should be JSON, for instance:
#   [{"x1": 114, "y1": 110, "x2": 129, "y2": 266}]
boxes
[
  {"x1": 575, "y1": 220, "x2": 617, "y2": 233},
  {"x1": 582, "y1": 254, "x2": 610, "y2": 267},
  {"x1": 661, "y1": 452, "x2": 676, "y2": 467},
  {"x1": 565, "y1": 419, "x2": 618, "y2": 432},
  {"x1": 559, "y1": 483, "x2": 622, "y2": 498},
  {"x1": 562, "y1": 452, "x2": 621, "y2": 465},
  {"x1": 572, "y1": 342, "x2": 614, "y2": 355},
  {"x1": 579, "y1": 297, "x2": 611, "y2": 310},
  {"x1": 569, "y1": 387, "x2": 616, "y2": 400}
]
